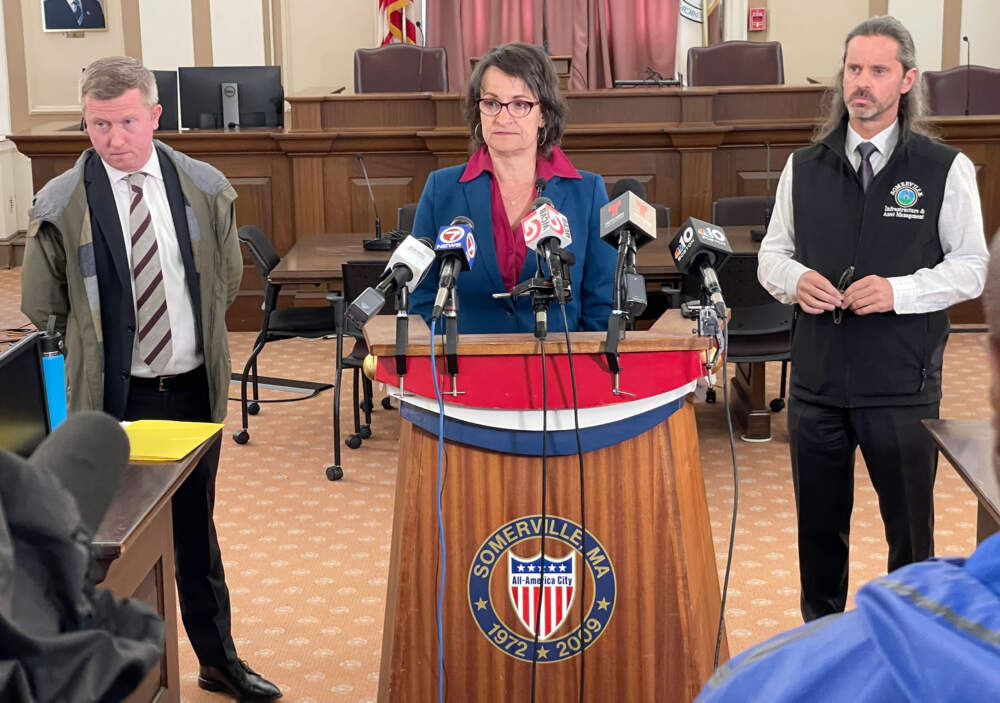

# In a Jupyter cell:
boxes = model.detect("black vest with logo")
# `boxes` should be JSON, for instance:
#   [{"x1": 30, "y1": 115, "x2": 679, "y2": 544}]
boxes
[{"x1": 790, "y1": 117, "x2": 956, "y2": 408}]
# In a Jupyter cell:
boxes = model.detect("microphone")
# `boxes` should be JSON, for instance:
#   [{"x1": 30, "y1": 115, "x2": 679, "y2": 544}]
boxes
[
  {"x1": 669, "y1": 217, "x2": 733, "y2": 317},
  {"x1": 32, "y1": 411, "x2": 129, "y2": 536},
  {"x1": 520, "y1": 197, "x2": 572, "y2": 302},
  {"x1": 357, "y1": 154, "x2": 392, "y2": 251},
  {"x1": 963, "y1": 35, "x2": 971, "y2": 116},
  {"x1": 600, "y1": 180, "x2": 656, "y2": 249},
  {"x1": 344, "y1": 236, "x2": 436, "y2": 331},
  {"x1": 431, "y1": 216, "x2": 476, "y2": 320}
]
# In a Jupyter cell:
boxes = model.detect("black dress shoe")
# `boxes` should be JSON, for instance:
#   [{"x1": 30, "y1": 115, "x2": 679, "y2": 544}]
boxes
[{"x1": 198, "y1": 659, "x2": 282, "y2": 702}]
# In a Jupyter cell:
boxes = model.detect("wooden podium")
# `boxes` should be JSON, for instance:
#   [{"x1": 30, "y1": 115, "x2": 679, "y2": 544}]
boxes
[{"x1": 366, "y1": 312, "x2": 727, "y2": 702}]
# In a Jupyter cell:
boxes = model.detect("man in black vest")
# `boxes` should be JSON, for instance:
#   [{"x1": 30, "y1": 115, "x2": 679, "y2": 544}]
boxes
[
  {"x1": 21, "y1": 57, "x2": 281, "y2": 701},
  {"x1": 758, "y1": 16, "x2": 989, "y2": 621}
]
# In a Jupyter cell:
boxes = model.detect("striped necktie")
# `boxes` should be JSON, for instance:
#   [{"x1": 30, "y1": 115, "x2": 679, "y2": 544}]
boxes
[{"x1": 128, "y1": 172, "x2": 173, "y2": 372}]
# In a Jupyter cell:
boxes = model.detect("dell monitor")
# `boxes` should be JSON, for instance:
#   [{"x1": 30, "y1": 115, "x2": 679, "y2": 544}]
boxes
[
  {"x1": 0, "y1": 333, "x2": 51, "y2": 458},
  {"x1": 178, "y1": 65, "x2": 284, "y2": 130}
]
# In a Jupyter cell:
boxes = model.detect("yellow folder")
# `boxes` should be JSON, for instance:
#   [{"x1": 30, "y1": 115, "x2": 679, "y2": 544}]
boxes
[{"x1": 124, "y1": 420, "x2": 223, "y2": 462}]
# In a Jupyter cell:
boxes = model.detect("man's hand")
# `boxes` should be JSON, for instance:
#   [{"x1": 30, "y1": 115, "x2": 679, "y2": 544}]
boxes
[
  {"x1": 796, "y1": 271, "x2": 842, "y2": 314},
  {"x1": 843, "y1": 275, "x2": 894, "y2": 315}
]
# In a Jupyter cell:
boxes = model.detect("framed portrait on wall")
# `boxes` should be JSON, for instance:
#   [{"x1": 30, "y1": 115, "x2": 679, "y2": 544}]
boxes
[{"x1": 42, "y1": 0, "x2": 108, "y2": 32}]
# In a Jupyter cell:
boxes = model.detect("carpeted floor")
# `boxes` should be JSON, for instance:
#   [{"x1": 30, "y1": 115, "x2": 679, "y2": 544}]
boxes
[{"x1": 0, "y1": 266, "x2": 990, "y2": 702}]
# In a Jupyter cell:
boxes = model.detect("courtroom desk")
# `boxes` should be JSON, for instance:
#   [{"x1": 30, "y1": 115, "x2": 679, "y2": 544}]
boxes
[
  {"x1": 93, "y1": 430, "x2": 222, "y2": 703},
  {"x1": 12, "y1": 101, "x2": 998, "y2": 327},
  {"x1": 923, "y1": 418, "x2": 998, "y2": 543}
]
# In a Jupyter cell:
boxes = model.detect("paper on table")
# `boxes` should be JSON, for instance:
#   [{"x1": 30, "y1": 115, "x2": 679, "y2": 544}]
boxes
[{"x1": 124, "y1": 420, "x2": 223, "y2": 461}]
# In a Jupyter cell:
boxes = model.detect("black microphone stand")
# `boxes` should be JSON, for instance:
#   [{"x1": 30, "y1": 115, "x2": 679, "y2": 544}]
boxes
[
  {"x1": 493, "y1": 253, "x2": 570, "y2": 341},
  {"x1": 394, "y1": 286, "x2": 410, "y2": 398},
  {"x1": 443, "y1": 289, "x2": 464, "y2": 396}
]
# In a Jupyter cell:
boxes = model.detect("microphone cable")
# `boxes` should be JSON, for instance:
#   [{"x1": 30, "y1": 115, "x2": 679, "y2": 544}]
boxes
[
  {"x1": 714, "y1": 317, "x2": 740, "y2": 669},
  {"x1": 528, "y1": 338, "x2": 550, "y2": 703},
  {"x1": 429, "y1": 317, "x2": 447, "y2": 703},
  {"x1": 558, "y1": 302, "x2": 588, "y2": 703}
]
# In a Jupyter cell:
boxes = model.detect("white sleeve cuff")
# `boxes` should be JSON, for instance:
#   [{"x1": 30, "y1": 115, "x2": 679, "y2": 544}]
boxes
[{"x1": 889, "y1": 276, "x2": 917, "y2": 314}]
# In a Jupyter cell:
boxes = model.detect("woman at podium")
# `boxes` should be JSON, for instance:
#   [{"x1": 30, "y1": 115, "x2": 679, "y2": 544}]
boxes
[{"x1": 410, "y1": 42, "x2": 615, "y2": 334}]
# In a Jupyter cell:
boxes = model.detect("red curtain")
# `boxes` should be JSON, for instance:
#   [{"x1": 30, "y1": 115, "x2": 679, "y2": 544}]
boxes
[{"x1": 425, "y1": 0, "x2": 681, "y2": 91}]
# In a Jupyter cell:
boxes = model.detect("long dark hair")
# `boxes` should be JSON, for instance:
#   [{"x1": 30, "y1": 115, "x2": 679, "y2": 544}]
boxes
[
  {"x1": 814, "y1": 15, "x2": 935, "y2": 142},
  {"x1": 464, "y1": 42, "x2": 567, "y2": 157}
]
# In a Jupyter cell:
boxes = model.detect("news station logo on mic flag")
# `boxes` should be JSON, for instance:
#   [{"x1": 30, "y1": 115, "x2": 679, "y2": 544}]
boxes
[
  {"x1": 434, "y1": 223, "x2": 476, "y2": 267},
  {"x1": 522, "y1": 203, "x2": 569, "y2": 250},
  {"x1": 378, "y1": 0, "x2": 416, "y2": 45}
]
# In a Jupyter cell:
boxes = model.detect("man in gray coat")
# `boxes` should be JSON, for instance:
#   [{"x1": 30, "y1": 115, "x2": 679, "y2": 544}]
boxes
[{"x1": 21, "y1": 56, "x2": 281, "y2": 702}]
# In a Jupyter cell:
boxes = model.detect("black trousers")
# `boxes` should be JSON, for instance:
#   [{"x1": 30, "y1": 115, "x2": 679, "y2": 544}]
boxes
[
  {"x1": 124, "y1": 366, "x2": 237, "y2": 667},
  {"x1": 787, "y1": 396, "x2": 940, "y2": 622}
]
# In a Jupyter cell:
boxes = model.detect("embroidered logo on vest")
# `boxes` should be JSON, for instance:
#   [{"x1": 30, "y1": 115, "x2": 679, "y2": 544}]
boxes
[{"x1": 884, "y1": 181, "x2": 926, "y2": 220}]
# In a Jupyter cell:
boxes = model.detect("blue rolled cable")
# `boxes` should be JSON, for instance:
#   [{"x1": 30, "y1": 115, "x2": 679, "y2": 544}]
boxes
[{"x1": 429, "y1": 317, "x2": 446, "y2": 703}]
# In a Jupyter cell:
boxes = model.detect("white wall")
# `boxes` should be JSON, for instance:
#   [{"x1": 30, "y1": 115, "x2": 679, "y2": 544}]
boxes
[
  {"x1": 139, "y1": 0, "x2": 195, "y2": 70},
  {"x1": 761, "y1": 0, "x2": 870, "y2": 85},
  {"x1": 211, "y1": 0, "x2": 266, "y2": 66},
  {"x1": 888, "y1": 0, "x2": 944, "y2": 71},
  {"x1": 960, "y1": 0, "x2": 1000, "y2": 69},
  {"x1": 282, "y1": 0, "x2": 378, "y2": 95}
]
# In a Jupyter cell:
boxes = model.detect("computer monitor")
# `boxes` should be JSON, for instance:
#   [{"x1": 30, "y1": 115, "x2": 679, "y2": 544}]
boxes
[
  {"x1": 153, "y1": 70, "x2": 179, "y2": 131},
  {"x1": 178, "y1": 66, "x2": 284, "y2": 130},
  {"x1": 0, "y1": 333, "x2": 51, "y2": 458}
]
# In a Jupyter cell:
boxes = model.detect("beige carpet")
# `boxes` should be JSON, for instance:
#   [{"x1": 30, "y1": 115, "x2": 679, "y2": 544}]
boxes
[{"x1": 0, "y1": 267, "x2": 989, "y2": 702}]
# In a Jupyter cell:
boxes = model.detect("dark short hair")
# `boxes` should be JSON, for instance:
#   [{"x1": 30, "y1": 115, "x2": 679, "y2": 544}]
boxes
[{"x1": 464, "y1": 42, "x2": 566, "y2": 157}]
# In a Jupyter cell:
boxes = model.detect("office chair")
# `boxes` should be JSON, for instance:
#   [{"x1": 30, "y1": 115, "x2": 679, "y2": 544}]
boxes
[
  {"x1": 687, "y1": 41, "x2": 784, "y2": 87},
  {"x1": 397, "y1": 203, "x2": 418, "y2": 234},
  {"x1": 336, "y1": 260, "x2": 394, "y2": 451},
  {"x1": 684, "y1": 198, "x2": 791, "y2": 413},
  {"x1": 713, "y1": 195, "x2": 775, "y2": 228},
  {"x1": 923, "y1": 65, "x2": 1000, "y2": 115},
  {"x1": 233, "y1": 225, "x2": 338, "y2": 446},
  {"x1": 354, "y1": 45, "x2": 448, "y2": 93}
]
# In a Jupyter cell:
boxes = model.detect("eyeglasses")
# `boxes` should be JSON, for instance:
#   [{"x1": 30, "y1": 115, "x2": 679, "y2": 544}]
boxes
[
  {"x1": 832, "y1": 265, "x2": 855, "y2": 325},
  {"x1": 477, "y1": 98, "x2": 538, "y2": 118}
]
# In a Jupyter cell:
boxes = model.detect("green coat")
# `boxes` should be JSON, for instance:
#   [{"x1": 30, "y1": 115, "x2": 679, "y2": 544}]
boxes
[{"x1": 20, "y1": 141, "x2": 242, "y2": 422}]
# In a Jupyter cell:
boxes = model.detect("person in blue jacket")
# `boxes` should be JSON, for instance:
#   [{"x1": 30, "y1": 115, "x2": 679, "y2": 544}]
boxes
[
  {"x1": 410, "y1": 42, "x2": 616, "y2": 334},
  {"x1": 697, "y1": 234, "x2": 1000, "y2": 702}
]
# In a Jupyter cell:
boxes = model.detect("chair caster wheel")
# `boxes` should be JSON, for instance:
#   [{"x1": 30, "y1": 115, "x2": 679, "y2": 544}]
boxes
[
  {"x1": 770, "y1": 398, "x2": 786, "y2": 412},
  {"x1": 359, "y1": 425, "x2": 372, "y2": 440},
  {"x1": 346, "y1": 434, "x2": 362, "y2": 449},
  {"x1": 326, "y1": 465, "x2": 344, "y2": 481},
  {"x1": 233, "y1": 429, "x2": 249, "y2": 444},
  {"x1": 705, "y1": 388, "x2": 717, "y2": 404},
  {"x1": 247, "y1": 401, "x2": 260, "y2": 415},
  {"x1": 381, "y1": 396, "x2": 394, "y2": 410},
  {"x1": 360, "y1": 399, "x2": 374, "y2": 413}
]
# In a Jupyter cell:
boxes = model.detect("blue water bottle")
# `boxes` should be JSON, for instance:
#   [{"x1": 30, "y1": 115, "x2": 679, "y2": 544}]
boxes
[{"x1": 41, "y1": 315, "x2": 67, "y2": 430}]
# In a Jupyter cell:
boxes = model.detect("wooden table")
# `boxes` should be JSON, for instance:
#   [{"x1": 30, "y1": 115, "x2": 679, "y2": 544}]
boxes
[
  {"x1": 272, "y1": 227, "x2": 780, "y2": 438},
  {"x1": 93, "y1": 430, "x2": 222, "y2": 703},
  {"x1": 923, "y1": 418, "x2": 998, "y2": 543}
]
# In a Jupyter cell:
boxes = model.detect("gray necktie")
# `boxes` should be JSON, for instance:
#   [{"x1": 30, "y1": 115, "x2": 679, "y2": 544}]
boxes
[
  {"x1": 127, "y1": 172, "x2": 173, "y2": 372},
  {"x1": 857, "y1": 141, "x2": 877, "y2": 193},
  {"x1": 73, "y1": 0, "x2": 84, "y2": 25}
]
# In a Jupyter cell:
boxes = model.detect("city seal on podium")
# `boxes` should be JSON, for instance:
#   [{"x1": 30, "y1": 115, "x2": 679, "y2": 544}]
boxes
[{"x1": 467, "y1": 514, "x2": 616, "y2": 663}]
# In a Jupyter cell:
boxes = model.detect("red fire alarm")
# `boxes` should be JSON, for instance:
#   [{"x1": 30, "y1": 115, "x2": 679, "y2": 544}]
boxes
[{"x1": 749, "y1": 7, "x2": 766, "y2": 32}]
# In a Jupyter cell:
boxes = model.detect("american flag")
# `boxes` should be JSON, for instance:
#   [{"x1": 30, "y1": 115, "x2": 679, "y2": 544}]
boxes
[{"x1": 378, "y1": 0, "x2": 417, "y2": 45}]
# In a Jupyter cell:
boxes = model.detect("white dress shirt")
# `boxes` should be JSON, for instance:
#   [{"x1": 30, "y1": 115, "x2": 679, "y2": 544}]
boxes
[
  {"x1": 758, "y1": 120, "x2": 990, "y2": 314},
  {"x1": 102, "y1": 150, "x2": 203, "y2": 377}
]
